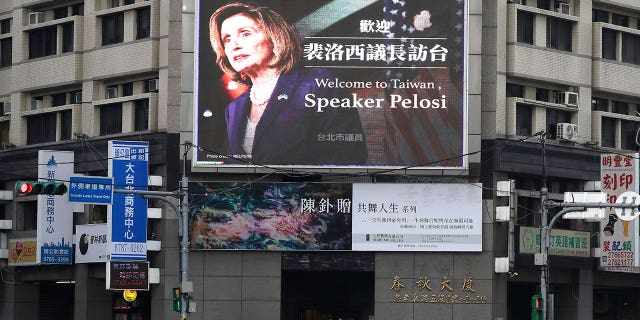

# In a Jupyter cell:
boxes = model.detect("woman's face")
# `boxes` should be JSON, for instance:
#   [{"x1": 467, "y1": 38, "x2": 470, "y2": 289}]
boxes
[{"x1": 220, "y1": 14, "x2": 275, "y2": 76}]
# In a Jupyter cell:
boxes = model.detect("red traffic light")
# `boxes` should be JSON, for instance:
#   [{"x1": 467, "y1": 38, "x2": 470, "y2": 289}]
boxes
[
  {"x1": 19, "y1": 182, "x2": 33, "y2": 194},
  {"x1": 16, "y1": 180, "x2": 67, "y2": 196}
]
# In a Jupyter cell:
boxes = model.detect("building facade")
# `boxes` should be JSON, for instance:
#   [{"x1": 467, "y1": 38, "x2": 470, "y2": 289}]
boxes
[{"x1": 0, "y1": 0, "x2": 638, "y2": 320}]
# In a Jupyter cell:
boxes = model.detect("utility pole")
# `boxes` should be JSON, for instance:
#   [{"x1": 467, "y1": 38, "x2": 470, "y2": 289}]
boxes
[{"x1": 538, "y1": 131, "x2": 549, "y2": 320}]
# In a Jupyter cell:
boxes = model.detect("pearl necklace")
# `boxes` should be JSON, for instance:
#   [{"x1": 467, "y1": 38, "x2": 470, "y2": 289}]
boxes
[{"x1": 249, "y1": 75, "x2": 280, "y2": 106}]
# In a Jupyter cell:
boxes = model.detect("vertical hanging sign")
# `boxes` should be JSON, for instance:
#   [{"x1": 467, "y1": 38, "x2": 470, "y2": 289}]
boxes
[
  {"x1": 600, "y1": 153, "x2": 640, "y2": 271},
  {"x1": 108, "y1": 141, "x2": 149, "y2": 261},
  {"x1": 37, "y1": 150, "x2": 74, "y2": 264}
]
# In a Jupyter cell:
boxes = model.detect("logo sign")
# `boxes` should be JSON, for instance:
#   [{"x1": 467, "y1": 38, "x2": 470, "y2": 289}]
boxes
[
  {"x1": 8, "y1": 238, "x2": 37, "y2": 266},
  {"x1": 106, "y1": 261, "x2": 150, "y2": 291},
  {"x1": 123, "y1": 290, "x2": 138, "y2": 302},
  {"x1": 519, "y1": 227, "x2": 590, "y2": 257},
  {"x1": 69, "y1": 176, "x2": 114, "y2": 205},
  {"x1": 75, "y1": 224, "x2": 108, "y2": 263},
  {"x1": 600, "y1": 153, "x2": 640, "y2": 271},
  {"x1": 108, "y1": 141, "x2": 149, "y2": 261},
  {"x1": 37, "y1": 150, "x2": 74, "y2": 264},
  {"x1": 193, "y1": 0, "x2": 468, "y2": 169}
]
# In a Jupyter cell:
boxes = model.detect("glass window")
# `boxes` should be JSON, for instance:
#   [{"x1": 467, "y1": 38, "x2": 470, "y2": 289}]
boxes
[
  {"x1": 611, "y1": 14, "x2": 629, "y2": 27},
  {"x1": 537, "y1": 0, "x2": 550, "y2": 10},
  {"x1": 516, "y1": 104, "x2": 533, "y2": 136},
  {"x1": 506, "y1": 83, "x2": 524, "y2": 98},
  {"x1": 602, "y1": 28, "x2": 617, "y2": 60},
  {"x1": 517, "y1": 11, "x2": 534, "y2": 44},
  {"x1": 29, "y1": 26, "x2": 57, "y2": 59},
  {"x1": 54, "y1": 7, "x2": 68, "y2": 20},
  {"x1": 71, "y1": 3, "x2": 84, "y2": 16},
  {"x1": 622, "y1": 33, "x2": 640, "y2": 65},
  {"x1": 546, "y1": 109, "x2": 572, "y2": 138},
  {"x1": 136, "y1": 7, "x2": 151, "y2": 39},
  {"x1": 612, "y1": 101, "x2": 629, "y2": 115},
  {"x1": 124, "y1": 0, "x2": 135, "y2": 5},
  {"x1": 134, "y1": 99, "x2": 149, "y2": 131},
  {"x1": 100, "y1": 103, "x2": 122, "y2": 135},
  {"x1": 102, "y1": 13, "x2": 124, "y2": 46},
  {"x1": 51, "y1": 93, "x2": 67, "y2": 107},
  {"x1": 593, "y1": 9, "x2": 608, "y2": 23},
  {"x1": 621, "y1": 120, "x2": 640, "y2": 150},
  {"x1": 0, "y1": 38, "x2": 11, "y2": 68},
  {"x1": 0, "y1": 18, "x2": 10, "y2": 34},
  {"x1": 547, "y1": 18, "x2": 572, "y2": 52},
  {"x1": 601, "y1": 117, "x2": 616, "y2": 148},
  {"x1": 27, "y1": 113, "x2": 57, "y2": 144},
  {"x1": 62, "y1": 23, "x2": 74, "y2": 53},
  {"x1": 536, "y1": 88, "x2": 549, "y2": 102},
  {"x1": 60, "y1": 110, "x2": 72, "y2": 141},
  {"x1": 122, "y1": 82, "x2": 133, "y2": 96},
  {"x1": 592, "y1": 98, "x2": 608, "y2": 111}
]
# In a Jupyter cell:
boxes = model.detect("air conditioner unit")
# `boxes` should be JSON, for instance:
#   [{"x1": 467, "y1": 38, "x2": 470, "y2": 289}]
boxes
[
  {"x1": 148, "y1": 79, "x2": 159, "y2": 92},
  {"x1": 556, "y1": 3, "x2": 570, "y2": 15},
  {"x1": 1, "y1": 101, "x2": 10, "y2": 115},
  {"x1": 31, "y1": 99, "x2": 42, "y2": 110},
  {"x1": 106, "y1": 87, "x2": 118, "y2": 99},
  {"x1": 557, "y1": 123, "x2": 578, "y2": 141},
  {"x1": 29, "y1": 12, "x2": 45, "y2": 25},
  {"x1": 71, "y1": 92, "x2": 82, "y2": 104},
  {"x1": 556, "y1": 92, "x2": 578, "y2": 106}
]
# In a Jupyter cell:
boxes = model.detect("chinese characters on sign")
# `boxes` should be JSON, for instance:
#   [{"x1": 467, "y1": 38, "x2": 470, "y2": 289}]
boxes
[
  {"x1": 600, "y1": 153, "x2": 640, "y2": 271},
  {"x1": 390, "y1": 275, "x2": 487, "y2": 304},
  {"x1": 519, "y1": 227, "x2": 590, "y2": 257},
  {"x1": 107, "y1": 261, "x2": 149, "y2": 290}
]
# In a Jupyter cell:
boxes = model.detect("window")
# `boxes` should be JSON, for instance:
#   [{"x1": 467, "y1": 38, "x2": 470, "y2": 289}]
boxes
[
  {"x1": 136, "y1": 7, "x2": 151, "y2": 39},
  {"x1": 621, "y1": 120, "x2": 640, "y2": 150},
  {"x1": 100, "y1": 103, "x2": 122, "y2": 135},
  {"x1": 537, "y1": 0, "x2": 550, "y2": 10},
  {"x1": 622, "y1": 33, "x2": 640, "y2": 65},
  {"x1": 547, "y1": 18, "x2": 572, "y2": 51},
  {"x1": 111, "y1": 0, "x2": 120, "y2": 8},
  {"x1": 601, "y1": 117, "x2": 616, "y2": 148},
  {"x1": 611, "y1": 14, "x2": 629, "y2": 27},
  {"x1": 536, "y1": 88, "x2": 549, "y2": 102},
  {"x1": 122, "y1": 82, "x2": 133, "y2": 96},
  {"x1": 506, "y1": 83, "x2": 524, "y2": 98},
  {"x1": 60, "y1": 110, "x2": 72, "y2": 141},
  {"x1": 29, "y1": 26, "x2": 57, "y2": 59},
  {"x1": 62, "y1": 23, "x2": 74, "y2": 53},
  {"x1": 19, "y1": 202, "x2": 37, "y2": 231},
  {"x1": 602, "y1": 28, "x2": 617, "y2": 60},
  {"x1": 54, "y1": 7, "x2": 68, "y2": 20},
  {"x1": 593, "y1": 9, "x2": 608, "y2": 23},
  {"x1": 27, "y1": 113, "x2": 57, "y2": 144},
  {"x1": 546, "y1": 109, "x2": 571, "y2": 138},
  {"x1": 516, "y1": 104, "x2": 532, "y2": 136},
  {"x1": 517, "y1": 11, "x2": 534, "y2": 44},
  {"x1": 124, "y1": 0, "x2": 135, "y2": 5},
  {"x1": 134, "y1": 99, "x2": 149, "y2": 131},
  {"x1": 612, "y1": 101, "x2": 628, "y2": 115},
  {"x1": 102, "y1": 13, "x2": 124, "y2": 46},
  {"x1": 0, "y1": 18, "x2": 10, "y2": 34},
  {"x1": 71, "y1": 3, "x2": 84, "y2": 16},
  {"x1": 51, "y1": 93, "x2": 67, "y2": 107},
  {"x1": 592, "y1": 98, "x2": 608, "y2": 112},
  {"x1": 0, "y1": 38, "x2": 11, "y2": 68}
]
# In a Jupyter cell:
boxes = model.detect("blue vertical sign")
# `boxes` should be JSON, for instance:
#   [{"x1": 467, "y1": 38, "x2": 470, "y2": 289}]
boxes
[{"x1": 108, "y1": 141, "x2": 148, "y2": 261}]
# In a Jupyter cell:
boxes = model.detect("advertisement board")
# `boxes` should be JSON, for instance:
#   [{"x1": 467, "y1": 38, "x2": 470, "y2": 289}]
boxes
[
  {"x1": 8, "y1": 238, "x2": 37, "y2": 266},
  {"x1": 189, "y1": 182, "x2": 481, "y2": 251},
  {"x1": 108, "y1": 141, "x2": 149, "y2": 261},
  {"x1": 106, "y1": 261, "x2": 150, "y2": 291},
  {"x1": 519, "y1": 226, "x2": 590, "y2": 257},
  {"x1": 75, "y1": 224, "x2": 108, "y2": 263},
  {"x1": 37, "y1": 150, "x2": 74, "y2": 264},
  {"x1": 193, "y1": 0, "x2": 467, "y2": 168},
  {"x1": 599, "y1": 153, "x2": 640, "y2": 272}
]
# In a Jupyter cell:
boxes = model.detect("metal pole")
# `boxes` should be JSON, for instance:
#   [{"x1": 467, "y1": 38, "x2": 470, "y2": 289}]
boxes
[
  {"x1": 539, "y1": 131, "x2": 548, "y2": 320},
  {"x1": 180, "y1": 142, "x2": 191, "y2": 320}
]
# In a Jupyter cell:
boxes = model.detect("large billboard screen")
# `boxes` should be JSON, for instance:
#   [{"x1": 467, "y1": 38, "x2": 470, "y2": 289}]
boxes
[
  {"x1": 193, "y1": 0, "x2": 468, "y2": 168},
  {"x1": 189, "y1": 182, "x2": 482, "y2": 251}
]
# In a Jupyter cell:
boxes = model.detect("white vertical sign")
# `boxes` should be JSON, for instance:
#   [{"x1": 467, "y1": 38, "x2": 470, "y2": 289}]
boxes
[
  {"x1": 600, "y1": 153, "x2": 640, "y2": 271},
  {"x1": 37, "y1": 150, "x2": 74, "y2": 264}
]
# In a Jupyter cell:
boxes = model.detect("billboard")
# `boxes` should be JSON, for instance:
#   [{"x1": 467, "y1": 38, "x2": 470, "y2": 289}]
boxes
[
  {"x1": 75, "y1": 224, "x2": 108, "y2": 263},
  {"x1": 108, "y1": 141, "x2": 149, "y2": 261},
  {"x1": 600, "y1": 153, "x2": 640, "y2": 272},
  {"x1": 189, "y1": 182, "x2": 481, "y2": 251},
  {"x1": 193, "y1": 0, "x2": 468, "y2": 168},
  {"x1": 8, "y1": 238, "x2": 37, "y2": 266},
  {"x1": 37, "y1": 150, "x2": 74, "y2": 264}
]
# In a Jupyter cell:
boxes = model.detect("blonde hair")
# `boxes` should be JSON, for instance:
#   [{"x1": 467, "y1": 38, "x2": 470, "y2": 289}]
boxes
[{"x1": 209, "y1": 2, "x2": 302, "y2": 84}]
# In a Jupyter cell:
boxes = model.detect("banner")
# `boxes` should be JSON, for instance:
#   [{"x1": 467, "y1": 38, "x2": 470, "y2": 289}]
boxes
[
  {"x1": 108, "y1": 141, "x2": 148, "y2": 261},
  {"x1": 75, "y1": 224, "x2": 108, "y2": 263},
  {"x1": 193, "y1": 0, "x2": 467, "y2": 168},
  {"x1": 37, "y1": 150, "x2": 74, "y2": 264},
  {"x1": 600, "y1": 153, "x2": 640, "y2": 272},
  {"x1": 189, "y1": 182, "x2": 481, "y2": 251},
  {"x1": 8, "y1": 238, "x2": 37, "y2": 266},
  {"x1": 519, "y1": 227, "x2": 590, "y2": 257}
]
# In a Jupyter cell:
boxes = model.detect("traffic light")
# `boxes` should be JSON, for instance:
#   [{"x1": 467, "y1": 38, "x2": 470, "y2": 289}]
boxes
[
  {"x1": 531, "y1": 294, "x2": 542, "y2": 320},
  {"x1": 16, "y1": 181, "x2": 68, "y2": 196},
  {"x1": 172, "y1": 287, "x2": 182, "y2": 313}
]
